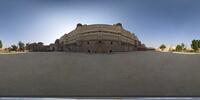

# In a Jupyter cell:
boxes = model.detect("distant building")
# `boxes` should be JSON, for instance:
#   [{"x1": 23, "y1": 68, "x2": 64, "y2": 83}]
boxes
[{"x1": 26, "y1": 42, "x2": 52, "y2": 52}]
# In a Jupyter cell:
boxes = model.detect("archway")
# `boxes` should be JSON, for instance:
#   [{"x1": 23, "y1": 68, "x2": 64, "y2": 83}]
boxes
[{"x1": 52, "y1": 47, "x2": 55, "y2": 51}]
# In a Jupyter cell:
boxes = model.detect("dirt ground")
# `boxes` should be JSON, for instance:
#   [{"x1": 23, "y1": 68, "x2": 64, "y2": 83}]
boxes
[{"x1": 0, "y1": 51, "x2": 200, "y2": 97}]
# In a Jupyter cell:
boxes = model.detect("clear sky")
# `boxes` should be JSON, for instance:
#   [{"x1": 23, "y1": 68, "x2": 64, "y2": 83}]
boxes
[{"x1": 0, "y1": 0, "x2": 200, "y2": 48}]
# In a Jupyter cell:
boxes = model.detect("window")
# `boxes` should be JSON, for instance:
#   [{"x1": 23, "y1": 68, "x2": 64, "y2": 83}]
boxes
[
  {"x1": 87, "y1": 41, "x2": 89, "y2": 45},
  {"x1": 135, "y1": 45, "x2": 137, "y2": 47},
  {"x1": 88, "y1": 50, "x2": 90, "y2": 53},
  {"x1": 111, "y1": 41, "x2": 113, "y2": 45},
  {"x1": 99, "y1": 41, "x2": 101, "y2": 43}
]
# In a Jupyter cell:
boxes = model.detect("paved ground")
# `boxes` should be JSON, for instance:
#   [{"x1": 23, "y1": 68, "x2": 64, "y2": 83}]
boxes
[{"x1": 0, "y1": 51, "x2": 200, "y2": 97}]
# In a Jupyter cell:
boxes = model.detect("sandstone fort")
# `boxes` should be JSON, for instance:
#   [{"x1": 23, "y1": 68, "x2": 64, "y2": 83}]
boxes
[{"x1": 26, "y1": 23, "x2": 146, "y2": 53}]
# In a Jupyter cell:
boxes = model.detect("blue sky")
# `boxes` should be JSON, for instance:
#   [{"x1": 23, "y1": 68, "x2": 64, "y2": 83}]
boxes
[{"x1": 0, "y1": 0, "x2": 200, "y2": 48}]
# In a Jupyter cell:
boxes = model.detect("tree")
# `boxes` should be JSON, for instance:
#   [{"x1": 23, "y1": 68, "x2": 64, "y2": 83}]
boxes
[
  {"x1": 18, "y1": 41, "x2": 25, "y2": 52},
  {"x1": 181, "y1": 43, "x2": 186, "y2": 50},
  {"x1": 11, "y1": 45, "x2": 18, "y2": 51},
  {"x1": 198, "y1": 40, "x2": 200, "y2": 48},
  {"x1": 176, "y1": 45, "x2": 183, "y2": 51},
  {"x1": 191, "y1": 39, "x2": 199, "y2": 51},
  {"x1": 8, "y1": 47, "x2": 12, "y2": 52},
  {"x1": 0, "y1": 40, "x2": 2, "y2": 48},
  {"x1": 159, "y1": 44, "x2": 166, "y2": 51}
]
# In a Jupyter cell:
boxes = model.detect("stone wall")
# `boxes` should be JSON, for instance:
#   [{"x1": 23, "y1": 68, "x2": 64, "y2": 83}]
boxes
[
  {"x1": 58, "y1": 23, "x2": 144, "y2": 53},
  {"x1": 63, "y1": 40, "x2": 138, "y2": 53}
]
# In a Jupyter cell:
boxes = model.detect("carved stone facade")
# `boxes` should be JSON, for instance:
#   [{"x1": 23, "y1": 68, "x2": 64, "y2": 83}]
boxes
[{"x1": 56, "y1": 23, "x2": 146, "y2": 53}]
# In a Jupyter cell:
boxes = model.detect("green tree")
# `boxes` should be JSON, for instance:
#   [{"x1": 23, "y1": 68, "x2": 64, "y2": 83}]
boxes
[
  {"x1": 176, "y1": 45, "x2": 183, "y2": 52},
  {"x1": 198, "y1": 40, "x2": 200, "y2": 48},
  {"x1": 0, "y1": 40, "x2": 2, "y2": 48},
  {"x1": 191, "y1": 39, "x2": 199, "y2": 51},
  {"x1": 181, "y1": 43, "x2": 186, "y2": 50},
  {"x1": 11, "y1": 45, "x2": 18, "y2": 51},
  {"x1": 159, "y1": 44, "x2": 166, "y2": 51},
  {"x1": 8, "y1": 47, "x2": 12, "y2": 52},
  {"x1": 18, "y1": 41, "x2": 25, "y2": 52}
]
